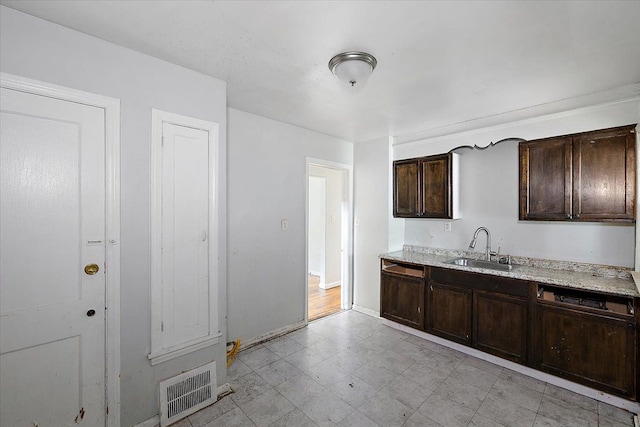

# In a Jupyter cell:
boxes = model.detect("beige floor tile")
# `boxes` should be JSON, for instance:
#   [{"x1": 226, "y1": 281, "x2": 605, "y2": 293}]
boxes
[{"x1": 476, "y1": 392, "x2": 536, "y2": 427}]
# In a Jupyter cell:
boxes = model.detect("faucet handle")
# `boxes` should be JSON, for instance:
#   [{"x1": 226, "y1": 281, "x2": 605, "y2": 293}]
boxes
[
  {"x1": 489, "y1": 247, "x2": 500, "y2": 261},
  {"x1": 498, "y1": 254, "x2": 511, "y2": 265}
]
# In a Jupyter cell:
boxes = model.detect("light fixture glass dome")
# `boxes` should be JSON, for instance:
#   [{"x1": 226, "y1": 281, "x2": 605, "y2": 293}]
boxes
[{"x1": 328, "y1": 51, "x2": 377, "y2": 87}]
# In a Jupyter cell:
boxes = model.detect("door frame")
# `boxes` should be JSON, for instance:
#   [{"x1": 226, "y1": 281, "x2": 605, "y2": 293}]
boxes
[
  {"x1": 1, "y1": 73, "x2": 121, "y2": 427},
  {"x1": 305, "y1": 158, "x2": 353, "y2": 321}
]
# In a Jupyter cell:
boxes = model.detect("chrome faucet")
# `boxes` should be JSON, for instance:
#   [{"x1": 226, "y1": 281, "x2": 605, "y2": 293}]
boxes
[{"x1": 469, "y1": 227, "x2": 492, "y2": 261}]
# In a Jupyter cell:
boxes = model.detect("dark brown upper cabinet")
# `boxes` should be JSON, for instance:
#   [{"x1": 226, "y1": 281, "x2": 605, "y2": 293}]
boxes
[
  {"x1": 393, "y1": 153, "x2": 459, "y2": 219},
  {"x1": 393, "y1": 159, "x2": 420, "y2": 217},
  {"x1": 520, "y1": 125, "x2": 636, "y2": 222}
]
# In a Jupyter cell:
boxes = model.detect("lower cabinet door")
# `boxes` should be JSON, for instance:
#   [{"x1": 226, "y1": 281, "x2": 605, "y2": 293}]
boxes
[
  {"x1": 428, "y1": 281, "x2": 472, "y2": 345},
  {"x1": 473, "y1": 290, "x2": 528, "y2": 363},
  {"x1": 539, "y1": 305, "x2": 635, "y2": 398},
  {"x1": 380, "y1": 272, "x2": 425, "y2": 330}
]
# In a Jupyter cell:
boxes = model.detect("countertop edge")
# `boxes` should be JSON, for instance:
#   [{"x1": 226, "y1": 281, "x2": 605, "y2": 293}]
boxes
[
  {"x1": 381, "y1": 250, "x2": 639, "y2": 298},
  {"x1": 631, "y1": 272, "x2": 640, "y2": 294}
]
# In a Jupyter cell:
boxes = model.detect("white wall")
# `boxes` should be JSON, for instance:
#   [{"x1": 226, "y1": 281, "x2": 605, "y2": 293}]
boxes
[
  {"x1": 227, "y1": 108, "x2": 352, "y2": 344},
  {"x1": 395, "y1": 100, "x2": 640, "y2": 267},
  {"x1": 0, "y1": 7, "x2": 228, "y2": 426},
  {"x1": 353, "y1": 137, "x2": 404, "y2": 314},
  {"x1": 308, "y1": 175, "x2": 326, "y2": 279},
  {"x1": 309, "y1": 165, "x2": 344, "y2": 287}
]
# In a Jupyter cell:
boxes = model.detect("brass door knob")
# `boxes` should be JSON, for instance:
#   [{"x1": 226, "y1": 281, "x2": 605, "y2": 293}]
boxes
[{"x1": 84, "y1": 264, "x2": 99, "y2": 275}]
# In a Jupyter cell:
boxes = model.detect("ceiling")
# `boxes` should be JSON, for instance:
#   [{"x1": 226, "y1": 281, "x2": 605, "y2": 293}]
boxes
[{"x1": 3, "y1": 0, "x2": 639, "y2": 143}]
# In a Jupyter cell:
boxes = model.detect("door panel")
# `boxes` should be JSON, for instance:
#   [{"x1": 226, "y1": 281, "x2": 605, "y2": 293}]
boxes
[
  {"x1": 473, "y1": 291, "x2": 527, "y2": 363},
  {"x1": 161, "y1": 123, "x2": 210, "y2": 348},
  {"x1": 539, "y1": 306, "x2": 635, "y2": 397},
  {"x1": 573, "y1": 128, "x2": 635, "y2": 220},
  {"x1": 519, "y1": 137, "x2": 572, "y2": 220},
  {"x1": 380, "y1": 272, "x2": 425, "y2": 330},
  {"x1": 421, "y1": 155, "x2": 450, "y2": 218},
  {"x1": 0, "y1": 87, "x2": 106, "y2": 426},
  {"x1": 0, "y1": 112, "x2": 82, "y2": 312},
  {"x1": 428, "y1": 281, "x2": 472, "y2": 344},
  {"x1": 393, "y1": 160, "x2": 419, "y2": 217}
]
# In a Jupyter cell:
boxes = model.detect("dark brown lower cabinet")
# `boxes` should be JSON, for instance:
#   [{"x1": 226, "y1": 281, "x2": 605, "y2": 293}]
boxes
[
  {"x1": 428, "y1": 281, "x2": 472, "y2": 345},
  {"x1": 473, "y1": 290, "x2": 528, "y2": 363},
  {"x1": 380, "y1": 271, "x2": 425, "y2": 330},
  {"x1": 380, "y1": 259, "x2": 639, "y2": 402},
  {"x1": 538, "y1": 304, "x2": 636, "y2": 398}
]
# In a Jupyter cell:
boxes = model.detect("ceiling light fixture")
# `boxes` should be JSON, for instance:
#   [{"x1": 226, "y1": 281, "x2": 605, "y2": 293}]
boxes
[{"x1": 328, "y1": 51, "x2": 377, "y2": 87}]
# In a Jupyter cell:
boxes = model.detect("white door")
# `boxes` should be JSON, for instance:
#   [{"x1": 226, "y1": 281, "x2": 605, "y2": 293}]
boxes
[
  {"x1": 0, "y1": 87, "x2": 106, "y2": 426},
  {"x1": 161, "y1": 122, "x2": 210, "y2": 348}
]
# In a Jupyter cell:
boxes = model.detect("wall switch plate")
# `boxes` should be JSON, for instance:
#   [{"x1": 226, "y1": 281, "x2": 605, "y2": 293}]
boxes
[
  {"x1": 444, "y1": 222, "x2": 452, "y2": 232},
  {"x1": 281, "y1": 219, "x2": 288, "y2": 230}
]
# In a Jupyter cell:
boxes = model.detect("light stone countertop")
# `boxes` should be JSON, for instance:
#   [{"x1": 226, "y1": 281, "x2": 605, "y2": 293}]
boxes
[{"x1": 381, "y1": 246, "x2": 639, "y2": 298}]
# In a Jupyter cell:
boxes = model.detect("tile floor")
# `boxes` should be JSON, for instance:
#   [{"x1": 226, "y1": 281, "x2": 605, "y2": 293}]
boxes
[{"x1": 178, "y1": 310, "x2": 635, "y2": 426}]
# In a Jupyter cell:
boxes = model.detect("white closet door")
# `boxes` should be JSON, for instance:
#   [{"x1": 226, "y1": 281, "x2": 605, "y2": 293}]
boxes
[
  {"x1": 161, "y1": 122, "x2": 210, "y2": 348},
  {"x1": 0, "y1": 87, "x2": 106, "y2": 426}
]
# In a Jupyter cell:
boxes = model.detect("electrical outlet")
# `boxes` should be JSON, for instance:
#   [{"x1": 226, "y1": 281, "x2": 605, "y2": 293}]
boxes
[
  {"x1": 355, "y1": 218, "x2": 360, "y2": 227},
  {"x1": 281, "y1": 219, "x2": 288, "y2": 230},
  {"x1": 331, "y1": 215, "x2": 336, "y2": 223},
  {"x1": 444, "y1": 222, "x2": 452, "y2": 232}
]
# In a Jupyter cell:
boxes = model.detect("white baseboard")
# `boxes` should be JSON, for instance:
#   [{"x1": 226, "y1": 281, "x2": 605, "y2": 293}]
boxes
[
  {"x1": 319, "y1": 280, "x2": 340, "y2": 290},
  {"x1": 238, "y1": 320, "x2": 307, "y2": 351},
  {"x1": 383, "y1": 319, "x2": 640, "y2": 414},
  {"x1": 217, "y1": 382, "x2": 232, "y2": 397},
  {"x1": 351, "y1": 304, "x2": 380, "y2": 318},
  {"x1": 133, "y1": 383, "x2": 232, "y2": 427}
]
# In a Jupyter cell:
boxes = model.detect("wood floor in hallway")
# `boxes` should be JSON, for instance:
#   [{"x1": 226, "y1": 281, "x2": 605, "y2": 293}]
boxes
[{"x1": 308, "y1": 274, "x2": 342, "y2": 321}]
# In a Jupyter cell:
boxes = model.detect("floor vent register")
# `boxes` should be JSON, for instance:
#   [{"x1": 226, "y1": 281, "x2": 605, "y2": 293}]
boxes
[{"x1": 159, "y1": 361, "x2": 217, "y2": 426}]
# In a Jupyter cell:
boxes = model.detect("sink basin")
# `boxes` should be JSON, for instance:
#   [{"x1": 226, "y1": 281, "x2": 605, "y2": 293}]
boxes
[{"x1": 443, "y1": 257, "x2": 521, "y2": 271}]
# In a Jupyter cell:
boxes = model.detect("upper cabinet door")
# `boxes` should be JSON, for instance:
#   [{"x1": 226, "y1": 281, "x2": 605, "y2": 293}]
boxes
[
  {"x1": 520, "y1": 125, "x2": 636, "y2": 223},
  {"x1": 393, "y1": 159, "x2": 420, "y2": 217},
  {"x1": 421, "y1": 154, "x2": 452, "y2": 218},
  {"x1": 573, "y1": 127, "x2": 636, "y2": 221},
  {"x1": 393, "y1": 153, "x2": 457, "y2": 219},
  {"x1": 520, "y1": 137, "x2": 573, "y2": 220}
]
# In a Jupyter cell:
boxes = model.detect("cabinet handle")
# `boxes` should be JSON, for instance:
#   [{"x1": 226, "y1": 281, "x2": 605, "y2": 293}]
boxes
[
  {"x1": 429, "y1": 285, "x2": 433, "y2": 291},
  {"x1": 417, "y1": 306, "x2": 421, "y2": 313}
]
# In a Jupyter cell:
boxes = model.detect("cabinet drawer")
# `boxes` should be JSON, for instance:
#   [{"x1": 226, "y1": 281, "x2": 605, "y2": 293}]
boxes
[
  {"x1": 431, "y1": 267, "x2": 528, "y2": 297},
  {"x1": 381, "y1": 259, "x2": 425, "y2": 278}
]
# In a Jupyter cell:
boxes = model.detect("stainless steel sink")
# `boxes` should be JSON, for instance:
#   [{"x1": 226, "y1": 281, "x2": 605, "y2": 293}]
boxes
[{"x1": 443, "y1": 257, "x2": 521, "y2": 271}]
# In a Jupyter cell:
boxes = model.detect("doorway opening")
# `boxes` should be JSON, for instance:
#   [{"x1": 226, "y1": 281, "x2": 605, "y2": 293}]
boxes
[{"x1": 306, "y1": 159, "x2": 352, "y2": 322}]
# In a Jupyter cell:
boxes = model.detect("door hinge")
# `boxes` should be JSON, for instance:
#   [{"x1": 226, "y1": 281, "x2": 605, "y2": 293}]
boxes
[
  {"x1": 161, "y1": 321, "x2": 164, "y2": 332},
  {"x1": 161, "y1": 136, "x2": 165, "y2": 147}
]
